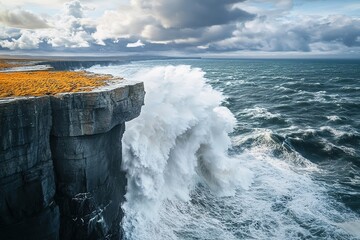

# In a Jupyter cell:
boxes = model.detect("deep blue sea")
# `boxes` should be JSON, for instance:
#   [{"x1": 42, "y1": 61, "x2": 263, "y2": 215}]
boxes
[{"x1": 89, "y1": 59, "x2": 360, "y2": 240}]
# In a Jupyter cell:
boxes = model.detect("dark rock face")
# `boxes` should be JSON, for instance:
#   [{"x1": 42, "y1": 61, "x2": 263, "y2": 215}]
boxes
[
  {"x1": 0, "y1": 81, "x2": 145, "y2": 239},
  {"x1": 52, "y1": 124, "x2": 126, "y2": 239},
  {"x1": 0, "y1": 97, "x2": 59, "y2": 239}
]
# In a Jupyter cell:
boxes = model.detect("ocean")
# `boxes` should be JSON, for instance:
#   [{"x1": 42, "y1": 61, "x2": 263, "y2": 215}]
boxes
[{"x1": 88, "y1": 59, "x2": 360, "y2": 240}]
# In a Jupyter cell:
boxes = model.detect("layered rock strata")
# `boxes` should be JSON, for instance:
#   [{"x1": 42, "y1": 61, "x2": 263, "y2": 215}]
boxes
[{"x1": 0, "y1": 81, "x2": 144, "y2": 239}]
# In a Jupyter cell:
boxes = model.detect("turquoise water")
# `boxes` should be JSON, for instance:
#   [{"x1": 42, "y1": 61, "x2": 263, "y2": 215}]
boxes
[{"x1": 89, "y1": 59, "x2": 360, "y2": 240}]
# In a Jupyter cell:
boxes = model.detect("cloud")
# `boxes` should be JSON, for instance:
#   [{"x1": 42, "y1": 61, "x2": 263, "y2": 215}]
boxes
[
  {"x1": 318, "y1": 15, "x2": 360, "y2": 47},
  {"x1": 0, "y1": 9, "x2": 50, "y2": 29},
  {"x1": 0, "y1": 0, "x2": 97, "y2": 49},
  {"x1": 65, "y1": 0, "x2": 84, "y2": 18},
  {"x1": 42, "y1": 1, "x2": 96, "y2": 48},
  {"x1": 127, "y1": 40, "x2": 145, "y2": 48},
  {"x1": 93, "y1": 0, "x2": 255, "y2": 44},
  {"x1": 234, "y1": 0, "x2": 293, "y2": 17},
  {"x1": 0, "y1": 30, "x2": 40, "y2": 49},
  {"x1": 0, "y1": 0, "x2": 359, "y2": 57},
  {"x1": 144, "y1": 0, "x2": 253, "y2": 28},
  {"x1": 203, "y1": 13, "x2": 360, "y2": 54}
]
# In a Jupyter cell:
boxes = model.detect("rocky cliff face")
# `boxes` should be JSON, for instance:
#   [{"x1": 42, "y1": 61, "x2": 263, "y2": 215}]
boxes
[{"x1": 0, "y1": 81, "x2": 145, "y2": 239}]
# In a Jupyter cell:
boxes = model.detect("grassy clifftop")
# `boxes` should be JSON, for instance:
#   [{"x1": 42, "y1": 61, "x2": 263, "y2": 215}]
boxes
[
  {"x1": 0, "y1": 59, "x2": 119, "y2": 98},
  {"x1": 0, "y1": 71, "x2": 113, "y2": 98}
]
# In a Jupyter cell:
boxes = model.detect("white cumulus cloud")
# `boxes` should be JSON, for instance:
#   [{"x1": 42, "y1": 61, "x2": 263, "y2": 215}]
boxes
[
  {"x1": 0, "y1": 0, "x2": 97, "y2": 49},
  {"x1": 0, "y1": 30, "x2": 41, "y2": 49}
]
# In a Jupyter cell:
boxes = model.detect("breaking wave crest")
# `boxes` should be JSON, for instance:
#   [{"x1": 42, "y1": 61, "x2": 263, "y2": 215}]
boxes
[{"x1": 120, "y1": 65, "x2": 253, "y2": 239}]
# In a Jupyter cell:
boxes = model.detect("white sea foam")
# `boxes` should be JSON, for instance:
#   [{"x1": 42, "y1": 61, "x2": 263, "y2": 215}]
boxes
[
  {"x1": 117, "y1": 65, "x2": 253, "y2": 239},
  {"x1": 320, "y1": 126, "x2": 348, "y2": 138},
  {"x1": 148, "y1": 143, "x2": 358, "y2": 240},
  {"x1": 242, "y1": 107, "x2": 282, "y2": 120},
  {"x1": 327, "y1": 115, "x2": 341, "y2": 121},
  {"x1": 337, "y1": 220, "x2": 360, "y2": 238},
  {"x1": 313, "y1": 90, "x2": 327, "y2": 102},
  {"x1": 0, "y1": 64, "x2": 52, "y2": 72}
]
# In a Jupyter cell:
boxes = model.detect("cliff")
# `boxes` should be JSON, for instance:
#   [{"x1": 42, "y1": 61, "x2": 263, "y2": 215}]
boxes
[{"x1": 0, "y1": 81, "x2": 145, "y2": 239}]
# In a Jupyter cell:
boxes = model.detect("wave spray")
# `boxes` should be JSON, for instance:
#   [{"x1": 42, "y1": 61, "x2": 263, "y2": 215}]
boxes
[{"x1": 121, "y1": 65, "x2": 253, "y2": 239}]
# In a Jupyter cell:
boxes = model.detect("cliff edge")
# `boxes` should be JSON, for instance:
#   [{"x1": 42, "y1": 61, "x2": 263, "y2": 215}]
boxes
[{"x1": 0, "y1": 81, "x2": 145, "y2": 239}]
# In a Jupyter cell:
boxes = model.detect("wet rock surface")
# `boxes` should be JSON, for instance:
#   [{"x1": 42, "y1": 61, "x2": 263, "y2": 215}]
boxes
[{"x1": 0, "y1": 82, "x2": 144, "y2": 239}]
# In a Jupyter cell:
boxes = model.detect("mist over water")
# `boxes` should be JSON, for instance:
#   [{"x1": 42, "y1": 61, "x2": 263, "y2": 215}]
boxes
[{"x1": 89, "y1": 59, "x2": 360, "y2": 240}]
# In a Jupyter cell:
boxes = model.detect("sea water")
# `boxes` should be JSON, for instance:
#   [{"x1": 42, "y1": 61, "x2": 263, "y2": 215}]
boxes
[{"x1": 88, "y1": 59, "x2": 360, "y2": 240}]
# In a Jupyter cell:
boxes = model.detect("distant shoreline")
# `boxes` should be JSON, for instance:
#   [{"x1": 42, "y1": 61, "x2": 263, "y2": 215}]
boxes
[{"x1": 0, "y1": 54, "x2": 202, "y2": 62}]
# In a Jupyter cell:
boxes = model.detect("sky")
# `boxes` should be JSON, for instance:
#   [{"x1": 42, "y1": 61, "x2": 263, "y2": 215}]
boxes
[{"x1": 0, "y1": 0, "x2": 359, "y2": 58}]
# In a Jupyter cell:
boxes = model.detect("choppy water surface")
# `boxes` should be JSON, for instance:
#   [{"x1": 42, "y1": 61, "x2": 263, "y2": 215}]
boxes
[{"x1": 89, "y1": 59, "x2": 360, "y2": 240}]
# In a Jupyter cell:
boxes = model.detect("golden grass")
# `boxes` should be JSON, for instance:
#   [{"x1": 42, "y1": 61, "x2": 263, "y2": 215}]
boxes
[{"x1": 0, "y1": 71, "x2": 114, "y2": 97}]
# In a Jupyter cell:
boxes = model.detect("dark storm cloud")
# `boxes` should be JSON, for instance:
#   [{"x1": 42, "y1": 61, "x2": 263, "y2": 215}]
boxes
[
  {"x1": 201, "y1": 15, "x2": 360, "y2": 53},
  {"x1": 151, "y1": 0, "x2": 255, "y2": 28},
  {"x1": 140, "y1": 23, "x2": 236, "y2": 46},
  {"x1": 94, "y1": 0, "x2": 255, "y2": 44},
  {"x1": 320, "y1": 23, "x2": 360, "y2": 47}
]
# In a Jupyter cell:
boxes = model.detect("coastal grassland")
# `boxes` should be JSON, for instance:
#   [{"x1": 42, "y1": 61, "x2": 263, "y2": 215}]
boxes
[{"x1": 0, "y1": 71, "x2": 114, "y2": 97}]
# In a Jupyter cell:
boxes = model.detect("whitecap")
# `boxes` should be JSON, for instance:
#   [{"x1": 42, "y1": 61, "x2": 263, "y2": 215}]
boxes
[{"x1": 326, "y1": 115, "x2": 341, "y2": 121}]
